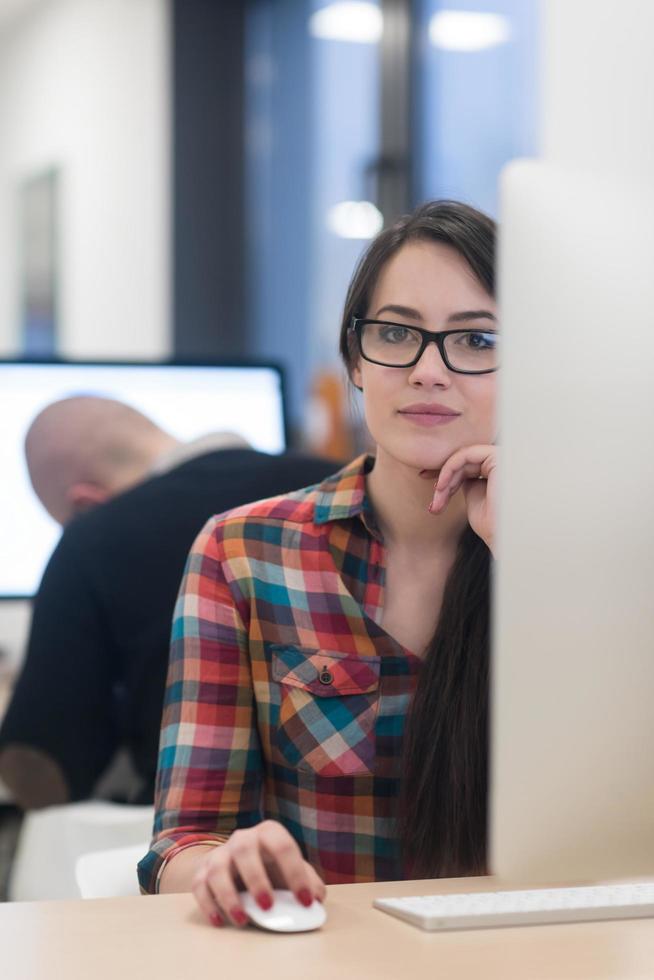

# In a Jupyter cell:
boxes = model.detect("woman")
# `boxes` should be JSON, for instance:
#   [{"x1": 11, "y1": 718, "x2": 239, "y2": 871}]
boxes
[{"x1": 138, "y1": 200, "x2": 497, "y2": 927}]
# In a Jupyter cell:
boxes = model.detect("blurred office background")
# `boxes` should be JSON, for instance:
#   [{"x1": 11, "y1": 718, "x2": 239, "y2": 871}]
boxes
[{"x1": 0, "y1": 0, "x2": 538, "y2": 451}]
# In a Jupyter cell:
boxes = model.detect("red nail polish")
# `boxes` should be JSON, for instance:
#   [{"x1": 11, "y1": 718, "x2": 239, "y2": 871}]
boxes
[
  {"x1": 231, "y1": 907, "x2": 248, "y2": 926},
  {"x1": 256, "y1": 891, "x2": 273, "y2": 911},
  {"x1": 297, "y1": 888, "x2": 313, "y2": 908},
  {"x1": 210, "y1": 912, "x2": 224, "y2": 927}
]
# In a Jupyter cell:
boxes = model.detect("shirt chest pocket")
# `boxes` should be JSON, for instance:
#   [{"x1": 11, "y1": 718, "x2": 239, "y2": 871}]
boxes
[{"x1": 271, "y1": 645, "x2": 381, "y2": 778}]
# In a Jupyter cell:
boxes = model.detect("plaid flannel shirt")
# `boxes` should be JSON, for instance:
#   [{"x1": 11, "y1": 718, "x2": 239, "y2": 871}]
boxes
[{"x1": 138, "y1": 455, "x2": 422, "y2": 893}]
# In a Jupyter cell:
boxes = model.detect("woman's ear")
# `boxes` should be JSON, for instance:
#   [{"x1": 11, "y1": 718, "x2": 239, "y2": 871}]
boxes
[{"x1": 351, "y1": 362, "x2": 363, "y2": 392}]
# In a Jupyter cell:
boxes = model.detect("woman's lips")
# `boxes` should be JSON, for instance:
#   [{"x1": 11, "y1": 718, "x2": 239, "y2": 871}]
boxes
[{"x1": 398, "y1": 410, "x2": 460, "y2": 427}]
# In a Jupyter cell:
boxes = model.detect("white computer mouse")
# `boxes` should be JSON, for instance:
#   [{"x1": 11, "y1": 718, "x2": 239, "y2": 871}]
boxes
[{"x1": 239, "y1": 889, "x2": 327, "y2": 933}]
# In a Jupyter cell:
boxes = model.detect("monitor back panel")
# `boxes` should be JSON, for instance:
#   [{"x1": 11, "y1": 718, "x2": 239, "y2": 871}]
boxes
[{"x1": 491, "y1": 161, "x2": 654, "y2": 884}]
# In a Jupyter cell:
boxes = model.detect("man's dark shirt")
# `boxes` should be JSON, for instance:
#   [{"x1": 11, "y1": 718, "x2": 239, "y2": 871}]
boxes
[{"x1": 0, "y1": 449, "x2": 337, "y2": 803}]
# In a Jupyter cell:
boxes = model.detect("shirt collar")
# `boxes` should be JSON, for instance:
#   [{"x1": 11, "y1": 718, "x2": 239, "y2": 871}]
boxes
[
  {"x1": 151, "y1": 432, "x2": 251, "y2": 476},
  {"x1": 313, "y1": 453, "x2": 381, "y2": 537}
]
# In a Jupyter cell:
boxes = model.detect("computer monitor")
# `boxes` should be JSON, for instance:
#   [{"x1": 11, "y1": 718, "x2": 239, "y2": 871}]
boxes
[
  {"x1": 0, "y1": 358, "x2": 287, "y2": 600},
  {"x1": 490, "y1": 159, "x2": 654, "y2": 883}
]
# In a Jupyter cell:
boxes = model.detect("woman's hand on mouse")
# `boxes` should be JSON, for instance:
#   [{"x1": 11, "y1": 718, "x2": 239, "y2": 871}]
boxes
[
  {"x1": 191, "y1": 820, "x2": 327, "y2": 927},
  {"x1": 429, "y1": 444, "x2": 497, "y2": 555}
]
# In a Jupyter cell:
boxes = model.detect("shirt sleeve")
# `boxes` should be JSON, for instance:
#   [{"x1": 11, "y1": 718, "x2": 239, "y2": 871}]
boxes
[
  {"x1": 0, "y1": 527, "x2": 117, "y2": 800},
  {"x1": 137, "y1": 515, "x2": 263, "y2": 894}
]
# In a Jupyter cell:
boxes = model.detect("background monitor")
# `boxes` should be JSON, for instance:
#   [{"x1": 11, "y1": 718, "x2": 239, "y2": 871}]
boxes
[{"x1": 0, "y1": 358, "x2": 287, "y2": 599}]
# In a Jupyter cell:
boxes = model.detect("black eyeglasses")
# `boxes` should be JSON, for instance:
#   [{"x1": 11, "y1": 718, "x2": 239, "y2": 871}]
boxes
[{"x1": 350, "y1": 317, "x2": 499, "y2": 375}]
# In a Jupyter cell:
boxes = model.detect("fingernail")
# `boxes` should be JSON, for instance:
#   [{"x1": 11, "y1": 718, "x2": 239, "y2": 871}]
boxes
[
  {"x1": 297, "y1": 888, "x2": 313, "y2": 908},
  {"x1": 230, "y1": 907, "x2": 248, "y2": 927},
  {"x1": 256, "y1": 891, "x2": 273, "y2": 911},
  {"x1": 210, "y1": 912, "x2": 224, "y2": 927}
]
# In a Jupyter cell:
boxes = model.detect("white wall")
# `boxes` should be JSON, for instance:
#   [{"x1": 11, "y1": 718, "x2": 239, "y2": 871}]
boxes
[
  {"x1": 0, "y1": 0, "x2": 171, "y2": 357},
  {"x1": 543, "y1": 0, "x2": 654, "y2": 183}
]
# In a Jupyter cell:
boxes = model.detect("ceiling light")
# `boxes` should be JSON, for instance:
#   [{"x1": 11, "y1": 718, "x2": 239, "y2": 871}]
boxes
[
  {"x1": 309, "y1": 2, "x2": 383, "y2": 44},
  {"x1": 429, "y1": 11, "x2": 511, "y2": 52},
  {"x1": 327, "y1": 201, "x2": 384, "y2": 239}
]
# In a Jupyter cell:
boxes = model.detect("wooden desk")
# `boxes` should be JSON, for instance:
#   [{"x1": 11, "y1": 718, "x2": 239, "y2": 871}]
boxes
[{"x1": 2, "y1": 877, "x2": 654, "y2": 980}]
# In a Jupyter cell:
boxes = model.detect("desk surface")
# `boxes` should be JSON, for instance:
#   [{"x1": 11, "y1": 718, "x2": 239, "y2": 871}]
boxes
[{"x1": 2, "y1": 877, "x2": 654, "y2": 980}]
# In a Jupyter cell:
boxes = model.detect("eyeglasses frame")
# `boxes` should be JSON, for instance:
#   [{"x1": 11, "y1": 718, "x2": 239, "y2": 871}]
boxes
[{"x1": 349, "y1": 317, "x2": 499, "y2": 375}]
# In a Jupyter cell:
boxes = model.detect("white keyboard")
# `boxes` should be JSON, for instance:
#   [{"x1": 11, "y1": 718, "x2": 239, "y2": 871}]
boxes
[{"x1": 373, "y1": 882, "x2": 654, "y2": 931}]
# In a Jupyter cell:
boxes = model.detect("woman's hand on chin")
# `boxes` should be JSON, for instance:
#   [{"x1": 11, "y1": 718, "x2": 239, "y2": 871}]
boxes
[{"x1": 428, "y1": 444, "x2": 497, "y2": 556}]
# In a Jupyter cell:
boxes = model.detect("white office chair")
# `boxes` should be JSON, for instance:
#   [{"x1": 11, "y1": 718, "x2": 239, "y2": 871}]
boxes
[
  {"x1": 75, "y1": 842, "x2": 147, "y2": 898},
  {"x1": 8, "y1": 801, "x2": 154, "y2": 900}
]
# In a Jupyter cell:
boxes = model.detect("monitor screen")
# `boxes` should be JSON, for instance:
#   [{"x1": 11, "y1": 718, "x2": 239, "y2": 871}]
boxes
[{"x1": 0, "y1": 359, "x2": 287, "y2": 599}]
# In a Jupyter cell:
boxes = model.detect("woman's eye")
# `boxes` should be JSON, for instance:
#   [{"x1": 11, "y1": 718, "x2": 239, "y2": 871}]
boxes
[
  {"x1": 461, "y1": 331, "x2": 496, "y2": 349},
  {"x1": 379, "y1": 325, "x2": 411, "y2": 344}
]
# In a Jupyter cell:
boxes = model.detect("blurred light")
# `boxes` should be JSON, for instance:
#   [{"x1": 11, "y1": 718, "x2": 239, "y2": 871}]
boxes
[
  {"x1": 327, "y1": 200, "x2": 383, "y2": 239},
  {"x1": 428, "y1": 11, "x2": 511, "y2": 52},
  {"x1": 309, "y1": 2, "x2": 383, "y2": 44}
]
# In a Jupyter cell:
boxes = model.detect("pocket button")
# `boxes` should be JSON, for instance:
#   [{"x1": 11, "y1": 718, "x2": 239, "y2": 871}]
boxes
[{"x1": 319, "y1": 668, "x2": 334, "y2": 686}]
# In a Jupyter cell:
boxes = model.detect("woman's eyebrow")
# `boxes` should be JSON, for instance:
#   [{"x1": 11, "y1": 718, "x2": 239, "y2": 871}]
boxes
[
  {"x1": 374, "y1": 304, "x2": 423, "y2": 320},
  {"x1": 447, "y1": 310, "x2": 497, "y2": 323},
  {"x1": 373, "y1": 305, "x2": 497, "y2": 324}
]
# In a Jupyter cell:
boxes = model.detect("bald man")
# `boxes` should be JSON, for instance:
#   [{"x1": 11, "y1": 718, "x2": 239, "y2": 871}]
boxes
[
  {"x1": 0, "y1": 396, "x2": 336, "y2": 808},
  {"x1": 24, "y1": 396, "x2": 181, "y2": 525}
]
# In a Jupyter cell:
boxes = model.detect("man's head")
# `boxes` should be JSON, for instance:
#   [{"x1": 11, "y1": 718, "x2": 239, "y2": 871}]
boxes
[{"x1": 25, "y1": 395, "x2": 180, "y2": 524}]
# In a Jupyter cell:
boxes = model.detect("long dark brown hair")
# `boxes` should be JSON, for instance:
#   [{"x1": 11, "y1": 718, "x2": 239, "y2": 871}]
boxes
[{"x1": 339, "y1": 200, "x2": 494, "y2": 877}]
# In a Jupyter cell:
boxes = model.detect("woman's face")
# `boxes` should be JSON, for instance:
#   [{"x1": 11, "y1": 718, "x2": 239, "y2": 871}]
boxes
[{"x1": 352, "y1": 239, "x2": 498, "y2": 473}]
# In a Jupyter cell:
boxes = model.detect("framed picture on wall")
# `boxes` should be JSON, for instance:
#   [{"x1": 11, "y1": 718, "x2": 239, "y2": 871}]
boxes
[{"x1": 19, "y1": 168, "x2": 59, "y2": 356}]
